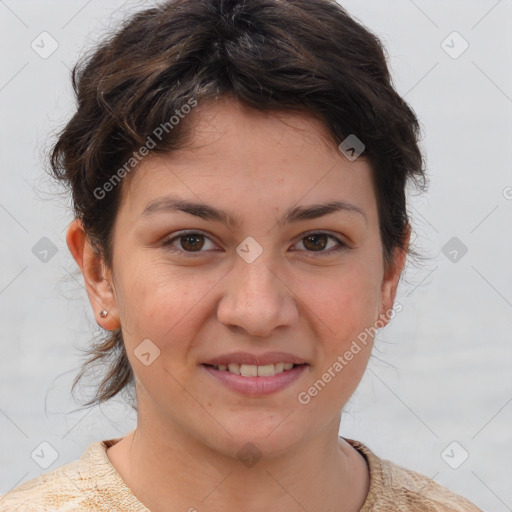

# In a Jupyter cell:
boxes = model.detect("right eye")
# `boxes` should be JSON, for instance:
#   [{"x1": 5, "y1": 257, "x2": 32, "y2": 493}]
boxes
[{"x1": 162, "y1": 231, "x2": 219, "y2": 256}]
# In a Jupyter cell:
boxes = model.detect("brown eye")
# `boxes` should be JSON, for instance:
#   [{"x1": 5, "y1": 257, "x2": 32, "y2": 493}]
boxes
[
  {"x1": 163, "y1": 231, "x2": 217, "y2": 255},
  {"x1": 294, "y1": 232, "x2": 347, "y2": 255},
  {"x1": 302, "y1": 234, "x2": 329, "y2": 251},
  {"x1": 179, "y1": 234, "x2": 205, "y2": 252}
]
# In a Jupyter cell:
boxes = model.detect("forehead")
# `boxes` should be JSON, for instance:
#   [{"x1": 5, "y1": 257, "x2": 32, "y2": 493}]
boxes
[
  {"x1": 185, "y1": 96, "x2": 338, "y2": 148},
  {"x1": 119, "y1": 97, "x2": 377, "y2": 221}
]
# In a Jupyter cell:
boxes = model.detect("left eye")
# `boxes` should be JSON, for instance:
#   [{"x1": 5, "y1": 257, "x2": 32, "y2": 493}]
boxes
[
  {"x1": 293, "y1": 233, "x2": 346, "y2": 254},
  {"x1": 162, "y1": 231, "x2": 347, "y2": 256}
]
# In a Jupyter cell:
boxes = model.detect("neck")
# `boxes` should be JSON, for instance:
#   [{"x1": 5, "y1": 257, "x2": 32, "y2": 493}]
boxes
[{"x1": 106, "y1": 412, "x2": 369, "y2": 512}]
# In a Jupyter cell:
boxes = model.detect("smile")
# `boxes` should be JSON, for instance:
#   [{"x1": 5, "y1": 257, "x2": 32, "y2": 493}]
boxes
[
  {"x1": 201, "y1": 363, "x2": 309, "y2": 396},
  {"x1": 205, "y1": 362, "x2": 300, "y2": 377}
]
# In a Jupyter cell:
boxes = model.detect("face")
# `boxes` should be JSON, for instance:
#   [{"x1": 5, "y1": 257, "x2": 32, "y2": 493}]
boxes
[{"x1": 72, "y1": 96, "x2": 406, "y2": 457}]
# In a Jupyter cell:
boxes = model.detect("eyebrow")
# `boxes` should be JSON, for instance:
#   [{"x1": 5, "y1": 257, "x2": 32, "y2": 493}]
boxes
[{"x1": 140, "y1": 194, "x2": 367, "y2": 227}]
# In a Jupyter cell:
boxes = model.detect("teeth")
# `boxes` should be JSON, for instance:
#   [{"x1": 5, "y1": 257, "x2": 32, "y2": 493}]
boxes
[
  {"x1": 275, "y1": 363, "x2": 284, "y2": 373},
  {"x1": 212, "y1": 362, "x2": 299, "y2": 376},
  {"x1": 257, "y1": 364, "x2": 275, "y2": 377},
  {"x1": 228, "y1": 363, "x2": 241, "y2": 375},
  {"x1": 241, "y1": 364, "x2": 258, "y2": 377}
]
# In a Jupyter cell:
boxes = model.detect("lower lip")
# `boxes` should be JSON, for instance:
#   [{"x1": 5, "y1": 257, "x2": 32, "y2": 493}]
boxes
[{"x1": 201, "y1": 364, "x2": 309, "y2": 396}]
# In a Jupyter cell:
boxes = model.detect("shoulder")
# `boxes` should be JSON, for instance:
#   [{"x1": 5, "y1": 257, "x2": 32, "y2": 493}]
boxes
[
  {"x1": 377, "y1": 457, "x2": 483, "y2": 511},
  {"x1": 344, "y1": 438, "x2": 483, "y2": 512},
  {"x1": 0, "y1": 439, "x2": 127, "y2": 512}
]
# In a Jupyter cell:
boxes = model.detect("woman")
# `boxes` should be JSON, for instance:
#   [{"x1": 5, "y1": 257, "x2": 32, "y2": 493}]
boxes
[{"x1": 1, "y1": 0, "x2": 482, "y2": 510}]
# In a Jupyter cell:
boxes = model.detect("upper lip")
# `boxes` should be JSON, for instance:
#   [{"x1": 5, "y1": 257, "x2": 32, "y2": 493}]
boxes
[{"x1": 202, "y1": 351, "x2": 308, "y2": 366}]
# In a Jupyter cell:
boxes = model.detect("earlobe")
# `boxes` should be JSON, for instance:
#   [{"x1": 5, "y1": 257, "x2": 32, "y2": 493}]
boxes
[{"x1": 65, "y1": 219, "x2": 121, "y2": 330}]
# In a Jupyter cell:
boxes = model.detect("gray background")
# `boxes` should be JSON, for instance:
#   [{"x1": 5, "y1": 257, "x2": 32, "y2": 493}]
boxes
[{"x1": 1, "y1": 1, "x2": 511, "y2": 510}]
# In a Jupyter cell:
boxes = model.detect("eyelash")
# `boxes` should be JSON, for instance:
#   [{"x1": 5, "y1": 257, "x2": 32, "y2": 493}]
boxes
[{"x1": 161, "y1": 230, "x2": 348, "y2": 257}]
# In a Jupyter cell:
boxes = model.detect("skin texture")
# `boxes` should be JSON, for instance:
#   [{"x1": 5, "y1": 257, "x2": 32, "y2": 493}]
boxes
[{"x1": 66, "y1": 96, "x2": 409, "y2": 512}]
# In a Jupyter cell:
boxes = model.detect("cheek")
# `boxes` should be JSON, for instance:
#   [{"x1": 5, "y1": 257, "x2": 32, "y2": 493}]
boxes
[
  {"x1": 296, "y1": 266, "x2": 379, "y2": 410},
  {"x1": 118, "y1": 261, "x2": 218, "y2": 354},
  {"x1": 298, "y1": 261, "x2": 382, "y2": 343}
]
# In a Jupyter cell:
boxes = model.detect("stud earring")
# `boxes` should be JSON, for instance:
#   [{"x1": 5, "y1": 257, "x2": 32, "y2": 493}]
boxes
[{"x1": 100, "y1": 309, "x2": 108, "y2": 318}]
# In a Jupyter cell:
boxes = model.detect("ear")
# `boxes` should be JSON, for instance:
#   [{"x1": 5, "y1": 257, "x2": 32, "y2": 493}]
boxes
[
  {"x1": 66, "y1": 219, "x2": 120, "y2": 330},
  {"x1": 377, "y1": 223, "x2": 410, "y2": 327}
]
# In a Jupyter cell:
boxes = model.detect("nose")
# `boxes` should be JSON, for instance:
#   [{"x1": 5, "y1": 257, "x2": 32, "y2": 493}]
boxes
[{"x1": 216, "y1": 256, "x2": 300, "y2": 337}]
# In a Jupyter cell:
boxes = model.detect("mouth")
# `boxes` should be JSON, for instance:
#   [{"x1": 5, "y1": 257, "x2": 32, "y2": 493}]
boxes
[
  {"x1": 202, "y1": 362, "x2": 308, "y2": 377},
  {"x1": 200, "y1": 362, "x2": 310, "y2": 396}
]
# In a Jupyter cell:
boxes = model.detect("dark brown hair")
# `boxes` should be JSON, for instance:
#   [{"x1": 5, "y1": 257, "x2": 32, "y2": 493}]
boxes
[{"x1": 49, "y1": 0, "x2": 427, "y2": 410}]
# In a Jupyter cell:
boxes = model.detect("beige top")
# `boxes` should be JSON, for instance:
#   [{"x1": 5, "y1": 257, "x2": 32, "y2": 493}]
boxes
[{"x1": 0, "y1": 437, "x2": 482, "y2": 511}]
